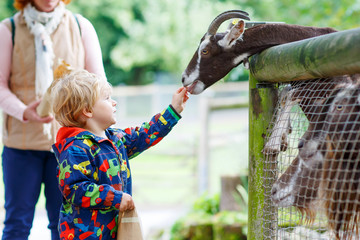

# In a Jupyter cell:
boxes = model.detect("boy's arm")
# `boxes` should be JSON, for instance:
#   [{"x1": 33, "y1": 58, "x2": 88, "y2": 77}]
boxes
[
  {"x1": 58, "y1": 145, "x2": 123, "y2": 210},
  {"x1": 121, "y1": 105, "x2": 181, "y2": 159}
]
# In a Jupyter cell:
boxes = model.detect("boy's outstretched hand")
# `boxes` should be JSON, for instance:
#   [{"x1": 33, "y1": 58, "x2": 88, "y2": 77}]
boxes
[{"x1": 172, "y1": 87, "x2": 189, "y2": 114}]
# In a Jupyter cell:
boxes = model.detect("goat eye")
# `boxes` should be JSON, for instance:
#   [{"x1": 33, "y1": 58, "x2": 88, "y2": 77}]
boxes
[
  {"x1": 298, "y1": 140, "x2": 304, "y2": 149},
  {"x1": 202, "y1": 49, "x2": 209, "y2": 55},
  {"x1": 337, "y1": 105, "x2": 343, "y2": 111}
]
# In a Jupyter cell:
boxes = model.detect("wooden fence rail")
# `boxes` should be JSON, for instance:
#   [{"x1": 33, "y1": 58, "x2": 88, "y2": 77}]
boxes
[{"x1": 250, "y1": 27, "x2": 360, "y2": 83}]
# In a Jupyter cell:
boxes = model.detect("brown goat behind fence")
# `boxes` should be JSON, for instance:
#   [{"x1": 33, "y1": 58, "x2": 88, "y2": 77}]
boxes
[{"x1": 265, "y1": 75, "x2": 360, "y2": 239}]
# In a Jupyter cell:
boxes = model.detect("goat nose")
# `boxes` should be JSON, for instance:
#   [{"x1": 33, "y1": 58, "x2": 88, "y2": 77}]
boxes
[{"x1": 181, "y1": 76, "x2": 185, "y2": 84}]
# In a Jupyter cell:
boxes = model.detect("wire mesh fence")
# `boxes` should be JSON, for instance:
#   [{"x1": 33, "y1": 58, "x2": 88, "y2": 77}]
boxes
[{"x1": 263, "y1": 75, "x2": 360, "y2": 240}]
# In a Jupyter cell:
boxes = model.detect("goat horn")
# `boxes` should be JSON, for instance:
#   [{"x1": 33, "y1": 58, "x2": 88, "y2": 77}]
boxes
[{"x1": 207, "y1": 10, "x2": 250, "y2": 36}]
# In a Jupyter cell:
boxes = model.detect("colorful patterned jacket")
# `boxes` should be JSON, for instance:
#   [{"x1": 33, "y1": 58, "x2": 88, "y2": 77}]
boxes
[{"x1": 52, "y1": 106, "x2": 181, "y2": 240}]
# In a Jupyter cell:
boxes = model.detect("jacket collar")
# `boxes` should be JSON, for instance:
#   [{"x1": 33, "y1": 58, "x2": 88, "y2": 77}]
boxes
[
  {"x1": 56, "y1": 127, "x2": 87, "y2": 142},
  {"x1": 56, "y1": 127, "x2": 116, "y2": 143}
]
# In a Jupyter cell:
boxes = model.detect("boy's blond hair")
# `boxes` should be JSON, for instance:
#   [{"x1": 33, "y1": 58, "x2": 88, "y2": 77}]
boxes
[{"x1": 52, "y1": 69, "x2": 111, "y2": 128}]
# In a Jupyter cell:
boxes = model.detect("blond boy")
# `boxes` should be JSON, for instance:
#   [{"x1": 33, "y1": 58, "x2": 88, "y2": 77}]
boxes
[{"x1": 51, "y1": 69, "x2": 188, "y2": 240}]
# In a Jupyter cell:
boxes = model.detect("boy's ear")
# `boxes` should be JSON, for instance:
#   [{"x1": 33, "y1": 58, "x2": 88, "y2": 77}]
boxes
[{"x1": 82, "y1": 108, "x2": 93, "y2": 118}]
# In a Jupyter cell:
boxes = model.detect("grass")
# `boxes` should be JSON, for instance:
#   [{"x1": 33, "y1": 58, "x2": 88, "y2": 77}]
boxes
[
  {"x1": 0, "y1": 106, "x2": 249, "y2": 212},
  {"x1": 130, "y1": 107, "x2": 249, "y2": 207},
  {"x1": 0, "y1": 84, "x2": 249, "y2": 240}
]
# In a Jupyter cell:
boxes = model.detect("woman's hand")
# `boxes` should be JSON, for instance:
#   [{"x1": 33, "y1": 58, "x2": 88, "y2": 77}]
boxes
[
  {"x1": 23, "y1": 99, "x2": 53, "y2": 123},
  {"x1": 171, "y1": 87, "x2": 189, "y2": 114}
]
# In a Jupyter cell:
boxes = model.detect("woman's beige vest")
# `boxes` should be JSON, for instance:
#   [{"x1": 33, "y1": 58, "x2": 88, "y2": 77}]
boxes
[{"x1": 2, "y1": 10, "x2": 85, "y2": 151}]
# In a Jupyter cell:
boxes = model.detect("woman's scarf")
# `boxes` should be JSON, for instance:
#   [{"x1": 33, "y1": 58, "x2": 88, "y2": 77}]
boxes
[
  {"x1": 23, "y1": 2, "x2": 65, "y2": 139},
  {"x1": 23, "y1": 1, "x2": 65, "y2": 98}
]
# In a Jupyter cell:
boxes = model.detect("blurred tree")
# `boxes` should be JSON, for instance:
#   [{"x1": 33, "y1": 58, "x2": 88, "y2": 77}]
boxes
[
  {"x1": 108, "y1": 0, "x2": 249, "y2": 85},
  {"x1": 67, "y1": 0, "x2": 131, "y2": 85},
  {"x1": 261, "y1": 0, "x2": 360, "y2": 30},
  {"x1": 71, "y1": 0, "x2": 360, "y2": 85},
  {"x1": 1, "y1": 0, "x2": 359, "y2": 85},
  {"x1": 0, "y1": 0, "x2": 16, "y2": 18}
]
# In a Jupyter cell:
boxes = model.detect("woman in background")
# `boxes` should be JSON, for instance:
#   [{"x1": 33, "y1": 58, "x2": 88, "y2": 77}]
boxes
[{"x1": 0, "y1": 0, "x2": 106, "y2": 239}]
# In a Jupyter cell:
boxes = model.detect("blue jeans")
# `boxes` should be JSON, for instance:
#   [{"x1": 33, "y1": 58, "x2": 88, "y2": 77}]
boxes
[{"x1": 1, "y1": 147, "x2": 61, "y2": 240}]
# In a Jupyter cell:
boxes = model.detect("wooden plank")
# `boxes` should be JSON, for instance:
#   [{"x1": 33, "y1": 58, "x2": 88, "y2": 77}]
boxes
[
  {"x1": 198, "y1": 96, "x2": 210, "y2": 194},
  {"x1": 208, "y1": 97, "x2": 248, "y2": 110},
  {"x1": 112, "y1": 82, "x2": 249, "y2": 96}
]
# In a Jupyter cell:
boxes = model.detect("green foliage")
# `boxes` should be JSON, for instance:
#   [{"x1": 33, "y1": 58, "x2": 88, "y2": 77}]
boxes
[
  {"x1": 233, "y1": 184, "x2": 248, "y2": 213},
  {"x1": 0, "y1": 0, "x2": 16, "y2": 18},
  {"x1": 213, "y1": 212, "x2": 247, "y2": 240},
  {"x1": 192, "y1": 192, "x2": 220, "y2": 215},
  {"x1": 1, "y1": 0, "x2": 359, "y2": 85},
  {"x1": 214, "y1": 211, "x2": 247, "y2": 226},
  {"x1": 169, "y1": 192, "x2": 248, "y2": 240},
  {"x1": 170, "y1": 193, "x2": 219, "y2": 239},
  {"x1": 267, "y1": 0, "x2": 360, "y2": 30},
  {"x1": 170, "y1": 212, "x2": 214, "y2": 240}
]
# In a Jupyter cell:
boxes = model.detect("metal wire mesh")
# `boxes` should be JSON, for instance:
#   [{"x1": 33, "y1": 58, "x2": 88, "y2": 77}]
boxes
[{"x1": 263, "y1": 75, "x2": 360, "y2": 240}]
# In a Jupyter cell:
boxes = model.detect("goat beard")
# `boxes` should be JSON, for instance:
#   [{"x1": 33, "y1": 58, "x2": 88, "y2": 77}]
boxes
[
  {"x1": 320, "y1": 140, "x2": 360, "y2": 240},
  {"x1": 297, "y1": 205, "x2": 317, "y2": 225}
]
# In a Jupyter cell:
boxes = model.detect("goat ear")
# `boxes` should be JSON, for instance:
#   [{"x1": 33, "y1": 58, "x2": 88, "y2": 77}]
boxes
[{"x1": 219, "y1": 20, "x2": 245, "y2": 48}]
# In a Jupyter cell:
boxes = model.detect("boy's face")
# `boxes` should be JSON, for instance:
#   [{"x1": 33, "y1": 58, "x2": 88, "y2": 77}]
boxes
[{"x1": 91, "y1": 89, "x2": 117, "y2": 130}]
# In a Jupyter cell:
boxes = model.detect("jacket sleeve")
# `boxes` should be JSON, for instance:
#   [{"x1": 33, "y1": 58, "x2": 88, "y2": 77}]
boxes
[
  {"x1": 57, "y1": 144, "x2": 123, "y2": 210},
  {"x1": 122, "y1": 105, "x2": 181, "y2": 159}
]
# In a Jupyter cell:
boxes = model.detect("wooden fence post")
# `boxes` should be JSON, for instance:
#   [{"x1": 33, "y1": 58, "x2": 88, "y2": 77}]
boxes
[
  {"x1": 220, "y1": 175, "x2": 242, "y2": 211},
  {"x1": 248, "y1": 75, "x2": 278, "y2": 240},
  {"x1": 197, "y1": 91, "x2": 249, "y2": 195},
  {"x1": 250, "y1": 28, "x2": 360, "y2": 82}
]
